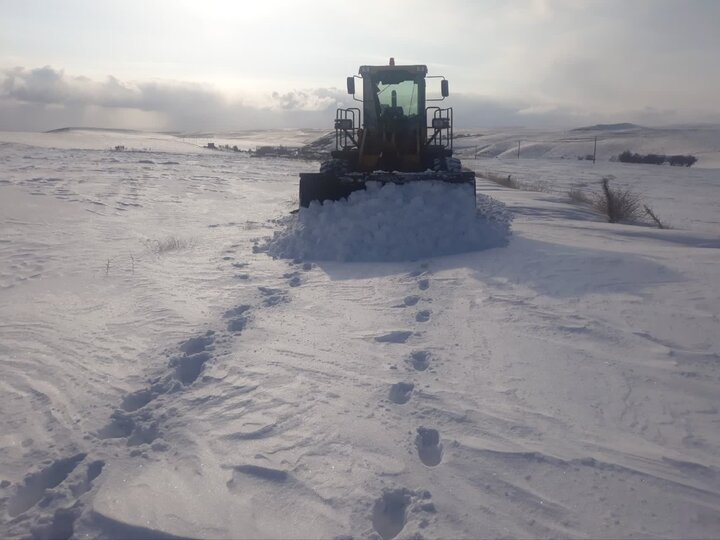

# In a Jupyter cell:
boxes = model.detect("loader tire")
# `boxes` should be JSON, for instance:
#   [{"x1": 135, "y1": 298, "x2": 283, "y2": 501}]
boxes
[
  {"x1": 432, "y1": 157, "x2": 462, "y2": 172},
  {"x1": 446, "y1": 157, "x2": 462, "y2": 172},
  {"x1": 300, "y1": 174, "x2": 336, "y2": 208},
  {"x1": 319, "y1": 158, "x2": 351, "y2": 176}
]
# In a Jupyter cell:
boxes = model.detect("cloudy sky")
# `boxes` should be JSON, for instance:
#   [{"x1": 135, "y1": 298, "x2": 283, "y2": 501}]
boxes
[{"x1": 1, "y1": 0, "x2": 718, "y2": 131}]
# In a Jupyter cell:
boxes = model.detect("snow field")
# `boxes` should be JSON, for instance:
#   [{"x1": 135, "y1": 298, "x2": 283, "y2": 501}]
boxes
[
  {"x1": 266, "y1": 181, "x2": 512, "y2": 262},
  {"x1": 451, "y1": 124, "x2": 720, "y2": 169},
  {"x1": 1, "y1": 128, "x2": 720, "y2": 539}
]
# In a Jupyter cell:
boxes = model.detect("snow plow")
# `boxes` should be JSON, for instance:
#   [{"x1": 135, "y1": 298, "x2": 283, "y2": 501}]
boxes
[{"x1": 299, "y1": 59, "x2": 476, "y2": 207}]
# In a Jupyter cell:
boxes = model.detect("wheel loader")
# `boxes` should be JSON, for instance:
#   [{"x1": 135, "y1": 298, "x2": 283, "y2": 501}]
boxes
[{"x1": 299, "y1": 59, "x2": 476, "y2": 207}]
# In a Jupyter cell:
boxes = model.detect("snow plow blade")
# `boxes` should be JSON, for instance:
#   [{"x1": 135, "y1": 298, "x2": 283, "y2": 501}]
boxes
[{"x1": 298, "y1": 170, "x2": 476, "y2": 208}]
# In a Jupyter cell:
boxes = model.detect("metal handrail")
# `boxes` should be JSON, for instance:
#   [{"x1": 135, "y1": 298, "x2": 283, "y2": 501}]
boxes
[
  {"x1": 335, "y1": 108, "x2": 361, "y2": 150},
  {"x1": 425, "y1": 107, "x2": 453, "y2": 150}
]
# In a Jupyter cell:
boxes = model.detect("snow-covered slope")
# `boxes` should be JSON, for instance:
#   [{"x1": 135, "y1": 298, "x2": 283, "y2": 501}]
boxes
[
  {"x1": 0, "y1": 127, "x2": 326, "y2": 153},
  {"x1": 452, "y1": 124, "x2": 720, "y2": 169},
  {"x1": 1, "y1": 130, "x2": 719, "y2": 539}
]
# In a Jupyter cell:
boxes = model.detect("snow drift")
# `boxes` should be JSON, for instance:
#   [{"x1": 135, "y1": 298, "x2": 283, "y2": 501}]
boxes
[{"x1": 264, "y1": 181, "x2": 512, "y2": 261}]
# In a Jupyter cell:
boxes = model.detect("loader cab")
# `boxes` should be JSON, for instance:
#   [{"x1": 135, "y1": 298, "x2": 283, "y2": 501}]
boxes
[
  {"x1": 358, "y1": 64, "x2": 427, "y2": 133},
  {"x1": 299, "y1": 60, "x2": 474, "y2": 208},
  {"x1": 334, "y1": 59, "x2": 454, "y2": 172}
]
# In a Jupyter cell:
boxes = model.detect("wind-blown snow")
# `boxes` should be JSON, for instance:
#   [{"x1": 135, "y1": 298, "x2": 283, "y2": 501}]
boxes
[{"x1": 265, "y1": 181, "x2": 512, "y2": 261}]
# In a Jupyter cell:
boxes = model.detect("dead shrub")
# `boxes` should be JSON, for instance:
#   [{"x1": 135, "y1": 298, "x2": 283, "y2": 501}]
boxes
[
  {"x1": 643, "y1": 205, "x2": 667, "y2": 229},
  {"x1": 593, "y1": 177, "x2": 643, "y2": 223}
]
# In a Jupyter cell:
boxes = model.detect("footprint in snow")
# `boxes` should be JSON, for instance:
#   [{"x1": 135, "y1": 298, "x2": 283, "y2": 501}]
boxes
[
  {"x1": 258, "y1": 286, "x2": 289, "y2": 306},
  {"x1": 120, "y1": 388, "x2": 155, "y2": 412},
  {"x1": 415, "y1": 310, "x2": 431, "y2": 323},
  {"x1": 230, "y1": 464, "x2": 288, "y2": 483},
  {"x1": 409, "y1": 350, "x2": 431, "y2": 371},
  {"x1": 97, "y1": 410, "x2": 160, "y2": 446},
  {"x1": 223, "y1": 304, "x2": 251, "y2": 324},
  {"x1": 417, "y1": 279, "x2": 430, "y2": 291},
  {"x1": 375, "y1": 331, "x2": 413, "y2": 344},
  {"x1": 6, "y1": 455, "x2": 105, "y2": 540},
  {"x1": 97, "y1": 410, "x2": 136, "y2": 439},
  {"x1": 372, "y1": 488, "x2": 411, "y2": 540},
  {"x1": 227, "y1": 316, "x2": 248, "y2": 333},
  {"x1": 392, "y1": 295, "x2": 420, "y2": 308},
  {"x1": 104, "y1": 330, "x2": 219, "y2": 445},
  {"x1": 283, "y1": 271, "x2": 302, "y2": 287},
  {"x1": 388, "y1": 382, "x2": 414, "y2": 404},
  {"x1": 170, "y1": 351, "x2": 213, "y2": 383},
  {"x1": 416, "y1": 427, "x2": 443, "y2": 467},
  {"x1": 179, "y1": 331, "x2": 215, "y2": 355},
  {"x1": 171, "y1": 330, "x2": 217, "y2": 382},
  {"x1": 7, "y1": 453, "x2": 86, "y2": 517}
]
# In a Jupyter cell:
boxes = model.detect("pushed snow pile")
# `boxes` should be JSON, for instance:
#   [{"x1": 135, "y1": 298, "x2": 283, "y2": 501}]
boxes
[{"x1": 265, "y1": 181, "x2": 512, "y2": 261}]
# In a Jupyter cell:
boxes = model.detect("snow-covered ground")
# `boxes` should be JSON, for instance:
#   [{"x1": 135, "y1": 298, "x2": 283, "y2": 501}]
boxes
[
  {"x1": 1, "y1": 128, "x2": 719, "y2": 539},
  {"x1": 0, "y1": 128, "x2": 326, "y2": 154},
  {"x1": 451, "y1": 123, "x2": 720, "y2": 170}
]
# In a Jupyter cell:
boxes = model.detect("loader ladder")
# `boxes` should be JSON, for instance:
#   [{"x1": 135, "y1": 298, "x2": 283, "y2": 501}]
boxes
[
  {"x1": 334, "y1": 108, "x2": 361, "y2": 150},
  {"x1": 425, "y1": 107, "x2": 453, "y2": 150}
]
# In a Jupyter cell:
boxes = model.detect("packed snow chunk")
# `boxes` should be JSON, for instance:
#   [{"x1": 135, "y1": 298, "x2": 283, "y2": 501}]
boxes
[{"x1": 265, "y1": 181, "x2": 512, "y2": 261}]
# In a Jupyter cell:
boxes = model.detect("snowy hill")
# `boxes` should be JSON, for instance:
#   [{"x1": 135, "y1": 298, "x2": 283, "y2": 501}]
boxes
[
  {"x1": 571, "y1": 122, "x2": 643, "y2": 132},
  {"x1": 1, "y1": 128, "x2": 719, "y2": 539},
  {"x1": 452, "y1": 124, "x2": 720, "y2": 169}
]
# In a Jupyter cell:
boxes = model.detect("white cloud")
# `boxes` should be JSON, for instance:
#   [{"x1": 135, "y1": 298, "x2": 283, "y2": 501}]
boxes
[
  {"x1": 2, "y1": 1, "x2": 720, "y2": 130},
  {"x1": 1, "y1": 62, "x2": 719, "y2": 133}
]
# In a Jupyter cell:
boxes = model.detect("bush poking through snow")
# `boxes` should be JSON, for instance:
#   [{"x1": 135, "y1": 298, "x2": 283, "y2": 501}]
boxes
[
  {"x1": 568, "y1": 179, "x2": 668, "y2": 228},
  {"x1": 643, "y1": 205, "x2": 667, "y2": 229},
  {"x1": 595, "y1": 177, "x2": 643, "y2": 223}
]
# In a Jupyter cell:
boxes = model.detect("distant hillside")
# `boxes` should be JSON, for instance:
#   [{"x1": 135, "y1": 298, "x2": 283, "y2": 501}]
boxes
[
  {"x1": 571, "y1": 123, "x2": 643, "y2": 132},
  {"x1": 45, "y1": 127, "x2": 141, "y2": 134},
  {"x1": 447, "y1": 125, "x2": 720, "y2": 168}
]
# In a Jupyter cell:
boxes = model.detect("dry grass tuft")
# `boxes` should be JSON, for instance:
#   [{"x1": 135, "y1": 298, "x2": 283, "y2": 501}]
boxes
[{"x1": 145, "y1": 236, "x2": 193, "y2": 254}]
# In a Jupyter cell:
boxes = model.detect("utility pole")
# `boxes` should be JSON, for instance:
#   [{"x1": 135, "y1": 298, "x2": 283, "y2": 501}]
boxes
[
  {"x1": 593, "y1": 136, "x2": 597, "y2": 164},
  {"x1": 517, "y1": 140, "x2": 521, "y2": 159}
]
